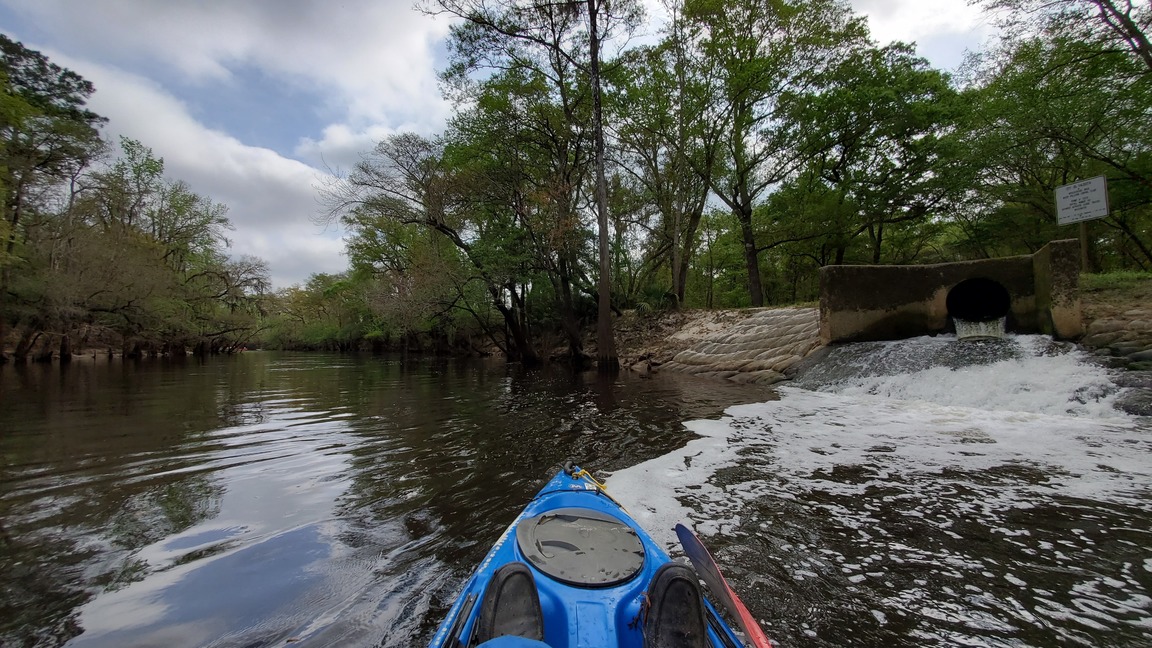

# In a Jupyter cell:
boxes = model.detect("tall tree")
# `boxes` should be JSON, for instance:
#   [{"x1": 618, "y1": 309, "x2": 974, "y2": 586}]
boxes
[
  {"x1": 446, "y1": 71, "x2": 584, "y2": 363},
  {"x1": 958, "y1": 20, "x2": 1152, "y2": 267},
  {"x1": 587, "y1": 0, "x2": 617, "y2": 370},
  {"x1": 776, "y1": 43, "x2": 962, "y2": 264},
  {"x1": 6, "y1": 134, "x2": 266, "y2": 359},
  {"x1": 0, "y1": 35, "x2": 105, "y2": 361},
  {"x1": 610, "y1": 1, "x2": 721, "y2": 306},
  {"x1": 681, "y1": 0, "x2": 870, "y2": 305},
  {"x1": 426, "y1": 0, "x2": 641, "y2": 367},
  {"x1": 326, "y1": 131, "x2": 545, "y2": 364}
]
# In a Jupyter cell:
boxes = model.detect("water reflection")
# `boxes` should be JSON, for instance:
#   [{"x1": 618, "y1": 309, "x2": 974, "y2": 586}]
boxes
[
  {"x1": 9, "y1": 345, "x2": 1145, "y2": 647},
  {"x1": 0, "y1": 353, "x2": 767, "y2": 647}
]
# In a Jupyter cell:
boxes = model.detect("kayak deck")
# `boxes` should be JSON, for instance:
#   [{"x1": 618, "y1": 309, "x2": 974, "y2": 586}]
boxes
[{"x1": 430, "y1": 466, "x2": 745, "y2": 648}]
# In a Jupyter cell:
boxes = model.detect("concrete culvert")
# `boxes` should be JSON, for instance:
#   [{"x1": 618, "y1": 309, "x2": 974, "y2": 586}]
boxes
[{"x1": 946, "y1": 277, "x2": 1012, "y2": 323}]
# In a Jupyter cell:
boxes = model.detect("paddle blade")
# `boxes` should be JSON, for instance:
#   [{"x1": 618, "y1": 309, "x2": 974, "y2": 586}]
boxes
[{"x1": 675, "y1": 523, "x2": 772, "y2": 648}]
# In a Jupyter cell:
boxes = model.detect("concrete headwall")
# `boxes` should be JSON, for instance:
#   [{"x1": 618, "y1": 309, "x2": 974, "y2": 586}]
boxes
[
  {"x1": 820, "y1": 240, "x2": 1083, "y2": 344},
  {"x1": 1032, "y1": 239, "x2": 1084, "y2": 340}
]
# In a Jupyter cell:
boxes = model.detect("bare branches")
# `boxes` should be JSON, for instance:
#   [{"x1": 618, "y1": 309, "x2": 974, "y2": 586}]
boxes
[{"x1": 974, "y1": 0, "x2": 1152, "y2": 72}]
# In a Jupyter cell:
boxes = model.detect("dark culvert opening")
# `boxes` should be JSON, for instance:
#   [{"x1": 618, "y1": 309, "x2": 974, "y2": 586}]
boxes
[{"x1": 946, "y1": 278, "x2": 1012, "y2": 322}]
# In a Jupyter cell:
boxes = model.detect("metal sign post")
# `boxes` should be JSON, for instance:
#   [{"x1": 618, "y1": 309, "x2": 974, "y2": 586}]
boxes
[{"x1": 1055, "y1": 176, "x2": 1109, "y2": 271}]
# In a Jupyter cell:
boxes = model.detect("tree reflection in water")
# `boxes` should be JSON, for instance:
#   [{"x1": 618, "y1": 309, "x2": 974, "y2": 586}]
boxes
[{"x1": 0, "y1": 353, "x2": 762, "y2": 647}]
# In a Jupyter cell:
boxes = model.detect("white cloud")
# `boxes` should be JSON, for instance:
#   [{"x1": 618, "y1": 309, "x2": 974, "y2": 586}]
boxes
[
  {"x1": 1, "y1": 0, "x2": 463, "y2": 286},
  {"x1": 47, "y1": 53, "x2": 344, "y2": 288},
  {"x1": 853, "y1": 0, "x2": 987, "y2": 43},
  {"x1": 235, "y1": 224, "x2": 348, "y2": 290},
  {"x1": 851, "y1": 0, "x2": 995, "y2": 70},
  {"x1": 2, "y1": 0, "x2": 455, "y2": 144},
  {"x1": 294, "y1": 123, "x2": 397, "y2": 175}
]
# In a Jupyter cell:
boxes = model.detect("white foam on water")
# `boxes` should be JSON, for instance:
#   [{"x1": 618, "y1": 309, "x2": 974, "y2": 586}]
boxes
[
  {"x1": 606, "y1": 335, "x2": 1152, "y2": 644},
  {"x1": 803, "y1": 335, "x2": 1126, "y2": 417},
  {"x1": 608, "y1": 387, "x2": 1148, "y2": 550}
]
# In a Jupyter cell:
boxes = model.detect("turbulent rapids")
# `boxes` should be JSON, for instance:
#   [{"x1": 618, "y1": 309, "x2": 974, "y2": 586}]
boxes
[{"x1": 609, "y1": 334, "x2": 1152, "y2": 647}]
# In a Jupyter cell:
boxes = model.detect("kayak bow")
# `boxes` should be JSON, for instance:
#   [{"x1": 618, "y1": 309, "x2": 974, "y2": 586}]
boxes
[{"x1": 429, "y1": 463, "x2": 762, "y2": 648}]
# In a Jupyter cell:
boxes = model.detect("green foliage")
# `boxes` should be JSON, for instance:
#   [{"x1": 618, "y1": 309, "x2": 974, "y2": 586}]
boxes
[
  {"x1": 1080, "y1": 270, "x2": 1152, "y2": 292},
  {"x1": 263, "y1": 274, "x2": 360, "y2": 350},
  {"x1": 9, "y1": 3, "x2": 1137, "y2": 359},
  {"x1": 973, "y1": 0, "x2": 1151, "y2": 74},
  {"x1": 304, "y1": 0, "x2": 1152, "y2": 351},
  {"x1": 954, "y1": 19, "x2": 1152, "y2": 269},
  {"x1": 0, "y1": 37, "x2": 270, "y2": 359},
  {"x1": 775, "y1": 42, "x2": 963, "y2": 262},
  {"x1": 0, "y1": 34, "x2": 103, "y2": 124},
  {"x1": 1, "y1": 34, "x2": 106, "y2": 230}
]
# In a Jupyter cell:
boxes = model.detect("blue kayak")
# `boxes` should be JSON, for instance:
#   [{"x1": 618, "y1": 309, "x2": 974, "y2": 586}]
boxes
[{"x1": 429, "y1": 463, "x2": 749, "y2": 648}]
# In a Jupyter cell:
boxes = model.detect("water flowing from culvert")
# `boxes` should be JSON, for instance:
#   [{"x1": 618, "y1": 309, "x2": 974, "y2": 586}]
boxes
[
  {"x1": 609, "y1": 334, "x2": 1151, "y2": 647},
  {"x1": 953, "y1": 316, "x2": 1007, "y2": 341},
  {"x1": 786, "y1": 333, "x2": 1123, "y2": 415}
]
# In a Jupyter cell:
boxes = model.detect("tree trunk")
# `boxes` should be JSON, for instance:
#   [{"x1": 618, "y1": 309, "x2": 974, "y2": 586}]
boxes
[
  {"x1": 589, "y1": 0, "x2": 618, "y2": 372},
  {"x1": 59, "y1": 334, "x2": 72, "y2": 364},
  {"x1": 736, "y1": 205, "x2": 764, "y2": 306},
  {"x1": 557, "y1": 260, "x2": 585, "y2": 362},
  {"x1": 492, "y1": 286, "x2": 539, "y2": 366},
  {"x1": 13, "y1": 328, "x2": 38, "y2": 362},
  {"x1": 870, "y1": 222, "x2": 884, "y2": 264},
  {"x1": 0, "y1": 278, "x2": 8, "y2": 364},
  {"x1": 670, "y1": 222, "x2": 683, "y2": 308},
  {"x1": 674, "y1": 203, "x2": 706, "y2": 307},
  {"x1": 33, "y1": 336, "x2": 54, "y2": 363},
  {"x1": 1, "y1": 185, "x2": 27, "y2": 364},
  {"x1": 505, "y1": 315, "x2": 539, "y2": 365},
  {"x1": 1092, "y1": 0, "x2": 1152, "y2": 72},
  {"x1": 1112, "y1": 217, "x2": 1152, "y2": 267}
]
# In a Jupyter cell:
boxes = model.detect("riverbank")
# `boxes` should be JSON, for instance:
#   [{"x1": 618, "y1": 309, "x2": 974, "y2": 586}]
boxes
[
  {"x1": 1078, "y1": 272, "x2": 1152, "y2": 370},
  {"x1": 617, "y1": 272, "x2": 1152, "y2": 382}
]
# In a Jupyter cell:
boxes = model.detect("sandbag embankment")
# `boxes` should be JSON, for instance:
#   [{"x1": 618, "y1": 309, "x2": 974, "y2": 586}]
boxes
[{"x1": 625, "y1": 307, "x2": 822, "y2": 385}]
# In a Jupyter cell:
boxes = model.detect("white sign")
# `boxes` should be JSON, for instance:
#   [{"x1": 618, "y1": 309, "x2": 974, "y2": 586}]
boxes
[{"x1": 1056, "y1": 176, "x2": 1109, "y2": 225}]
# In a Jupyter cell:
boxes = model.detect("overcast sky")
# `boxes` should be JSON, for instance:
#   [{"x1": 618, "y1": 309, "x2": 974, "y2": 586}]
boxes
[{"x1": 0, "y1": 0, "x2": 994, "y2": 288}]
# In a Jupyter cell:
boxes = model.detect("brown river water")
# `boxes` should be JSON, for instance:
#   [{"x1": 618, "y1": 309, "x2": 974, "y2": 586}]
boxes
[{"x1": 1, "y1": 342, "x2": 1149, "y2": 647}]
